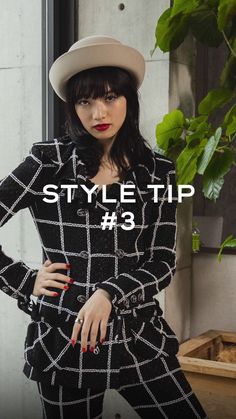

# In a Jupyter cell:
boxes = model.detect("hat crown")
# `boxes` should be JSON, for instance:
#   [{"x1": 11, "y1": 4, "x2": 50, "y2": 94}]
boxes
[
  {"x1": 49, "y1": 35, "x2": 145, "y2": 102},
  {"x1": 69, "y1": 36, "x2": 121, "y2": 52}
]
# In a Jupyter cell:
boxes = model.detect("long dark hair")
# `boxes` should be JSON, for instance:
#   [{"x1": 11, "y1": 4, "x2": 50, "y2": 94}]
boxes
[{"x1": 64, "y1": 66, "x2": 153, "y2": 178}]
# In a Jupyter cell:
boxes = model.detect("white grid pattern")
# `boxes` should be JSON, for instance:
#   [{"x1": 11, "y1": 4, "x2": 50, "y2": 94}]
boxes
[
  {"x1": 36, "y1": 355, "x2": 208, "y2": 419},
  {"x1": 1, "y1": 136, "x2": 185, "y2": 392}
]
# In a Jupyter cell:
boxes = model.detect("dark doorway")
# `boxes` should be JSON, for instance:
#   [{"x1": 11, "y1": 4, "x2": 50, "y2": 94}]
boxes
[{"x1": 42, "y1": 0, "x2": 78, "y2": 140}]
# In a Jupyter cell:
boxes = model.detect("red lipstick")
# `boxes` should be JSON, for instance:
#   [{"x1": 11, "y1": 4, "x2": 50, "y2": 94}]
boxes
[{"x1": 94, "y1": 124, "x2": 111, "y2": 131}]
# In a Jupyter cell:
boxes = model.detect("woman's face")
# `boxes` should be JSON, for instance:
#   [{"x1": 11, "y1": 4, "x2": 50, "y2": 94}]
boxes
[{"x1": 74, "y1": 89, "x2": 127, "y2": 142}]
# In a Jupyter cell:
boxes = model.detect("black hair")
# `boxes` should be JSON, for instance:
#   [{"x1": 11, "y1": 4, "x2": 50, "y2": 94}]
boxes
[{"x1": 64, "y1": 66, "x2": 153, "y2": 178}]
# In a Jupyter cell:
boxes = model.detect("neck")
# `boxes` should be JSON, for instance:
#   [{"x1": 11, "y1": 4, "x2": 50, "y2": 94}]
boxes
[{"x1": 98, "y1": 134, "x2": 117, "y2": 159}]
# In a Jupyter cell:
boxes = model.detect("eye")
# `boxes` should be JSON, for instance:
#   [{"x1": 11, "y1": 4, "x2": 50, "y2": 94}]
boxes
[
  {"x1": 105, "y1": 93, "x2": 118, "y2": 102},
  {"x1": 76, "y1": 98, "x2": 89, "y2": 106}
]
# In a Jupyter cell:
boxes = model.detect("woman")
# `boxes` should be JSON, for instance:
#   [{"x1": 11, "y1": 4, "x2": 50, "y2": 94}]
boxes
[{"x1": 0, "y1": 36, "x2": 207, "y2": 418}]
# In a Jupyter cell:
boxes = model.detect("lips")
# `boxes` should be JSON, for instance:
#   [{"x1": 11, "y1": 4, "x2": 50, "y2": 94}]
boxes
[{"x1": 94, "y1": 124, "x2": 111, "y2": 131}]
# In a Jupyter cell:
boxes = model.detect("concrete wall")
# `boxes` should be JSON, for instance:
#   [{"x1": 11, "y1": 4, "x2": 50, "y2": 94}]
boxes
[
  {"x1": 166, "y1": 198, "x2": 193, "y2": 343},
  {"x1": 191, "y1": 253, "x2": 236, "y2": 337},
  {"x1": 165, "y1": 34, "x2": 196, "y2": 343},
  {"x1": 0, "y1": 1, "x2": 42, "y2": 418}
]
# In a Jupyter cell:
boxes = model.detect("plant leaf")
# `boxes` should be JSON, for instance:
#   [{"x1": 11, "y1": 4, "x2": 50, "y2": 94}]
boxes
[
  {"x1": 170, "y1": 0, "x2": 200, "y2": 18},
  {"x1": 190, "y1": 7, "x2": 223, "y2": 47},
  {"x1": 155, "y1": 110, "x2": 184, "y2": 151},
  {"x1": 217, "y1": 234, "x2": 236, "y2": 261},
  {"x1": 188, "y1": 115, "x2": 209, "y2": 131},
  {"x1": 223, "y1": 103, "x2": 236, "y2": 127},
  {"x1": 155, "y1": 8, "x2": 190, "y2": 52},
  {"x1": 224, "y1": 239, "x2": 236, "y2": 247},
  {"x1": 220, "y1": 56, "x2": 236, "y2": 90},
  {"x1": 217, "y1": 0, "x2": 236, "y2": 31},
  {"x1": 186, "y1": 121, "x2": 210, "y2": 144},
  {"x1": 197, "y1": 127, "x2": 222, "y2": 174},
  {"x1": 203, "y1": 149, "x2": 235, "y2": 201},
  {"x1": 176, "y1": 139, "x2": 207, "y2": 184},
  {"x1": 226, "y1": 116, "x2": 236, "y2": 135},
  {"x1": 198, "y1": 88, "x2": 235, "y2": 115},
  {"x1": 166, "y1": 143, "x2": 184, "y2": 162}
]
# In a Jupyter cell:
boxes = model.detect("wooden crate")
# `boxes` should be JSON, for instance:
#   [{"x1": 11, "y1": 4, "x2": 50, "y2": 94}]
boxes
[{"x1": 177, "y1": 330, "x2": 236, "y2": 419}]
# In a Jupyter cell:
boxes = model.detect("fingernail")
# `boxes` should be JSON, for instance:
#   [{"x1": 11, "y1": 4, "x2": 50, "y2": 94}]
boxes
[
  {"x1": 66, "y1": 263, "x2": 71, "y2": 268},
  {"x1": 64, "y1": 285, "x2": 69, "y2": 290},
  {"x1": 82, "y1": 347, "x2": 87, "y2": 353},
  {"x1": 53, "y1": 292, "x2": 59, "y2": 296},
  {"x1": 100, "y1": 338, "x2": 105, "y2": 344},
  {"x1": 71, "y1": 339, "x2": 76, "y2": 347},
  {"x1": 69, "y1": 278, "x2": 74, "y2": 284},
  {"x1": 89, "y1": 347, "x2": 94, "y2": 352}
]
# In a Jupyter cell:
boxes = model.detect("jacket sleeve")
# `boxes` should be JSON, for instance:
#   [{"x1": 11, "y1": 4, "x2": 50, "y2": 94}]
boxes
[
  {"x1": 0, "y1": 144, "x2": 43, "y2": 312},
  {"x1": 94, "y1": 161, "x2": 178, "y2": 311}
]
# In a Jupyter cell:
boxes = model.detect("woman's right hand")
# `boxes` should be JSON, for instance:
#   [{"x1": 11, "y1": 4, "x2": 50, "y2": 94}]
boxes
[{"x1": 32, "y1": 259, "x2": 74, "y2": 297}]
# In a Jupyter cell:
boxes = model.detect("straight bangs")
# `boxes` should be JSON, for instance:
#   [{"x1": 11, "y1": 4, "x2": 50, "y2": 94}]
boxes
[
  {"x1": 69, "y1": 66, "x2": 136, "y2": 103},
  {"x1": 64, "y1": 65, "x2": 153, "y2": 178}
]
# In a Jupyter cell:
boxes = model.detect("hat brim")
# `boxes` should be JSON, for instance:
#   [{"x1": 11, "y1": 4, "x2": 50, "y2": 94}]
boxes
[{"x1": 49, "y1": 43, "x2": 145, "y2": 102}]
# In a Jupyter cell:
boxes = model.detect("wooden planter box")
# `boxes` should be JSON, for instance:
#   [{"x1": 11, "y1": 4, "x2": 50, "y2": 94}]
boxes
[{"x1": 177, "y1": 330, "x2": 236, "y2": 419}]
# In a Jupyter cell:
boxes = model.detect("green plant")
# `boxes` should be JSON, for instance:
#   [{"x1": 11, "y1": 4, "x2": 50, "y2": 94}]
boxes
[
  {"x1": 152, "y1": 0, "x2": 236, "y2": 256},
  {"x1": 152, "y1": 0, "x2": 236, "y2": 202},
  {"x1": 155, "y1": 106, "x2": 236, "y2": 201},
  {"x1": 217, "y1": 234, "x2": 236, "y2": 260}
]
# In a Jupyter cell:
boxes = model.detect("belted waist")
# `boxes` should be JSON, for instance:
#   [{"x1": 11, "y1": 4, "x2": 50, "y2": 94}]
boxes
[{"x1": 17, "y1": 298, "x2": 75, "y2": 327}]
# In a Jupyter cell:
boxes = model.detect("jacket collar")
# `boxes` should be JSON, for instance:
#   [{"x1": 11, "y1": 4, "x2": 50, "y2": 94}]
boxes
[{"x1": 40, "y1": 137, "x2": 156, "y2": 209}]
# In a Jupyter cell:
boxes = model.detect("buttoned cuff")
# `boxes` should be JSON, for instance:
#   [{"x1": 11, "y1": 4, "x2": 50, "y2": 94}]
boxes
[
  {"x1": 0, "y1": 246, "x2": 38, "y2": 305},
  {"x1": 93, "y1": 281, "x2": 144, "y2": 311}
]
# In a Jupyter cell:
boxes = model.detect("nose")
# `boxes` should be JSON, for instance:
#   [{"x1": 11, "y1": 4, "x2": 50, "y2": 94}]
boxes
[{"x1": 92, "y1": 99, "x2": 107, "y2": 121}]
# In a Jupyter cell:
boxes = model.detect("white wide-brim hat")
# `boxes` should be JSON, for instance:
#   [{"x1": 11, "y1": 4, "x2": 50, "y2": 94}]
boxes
[{"x1": 49, "y1": 35, "x2": 145, "y2": 102}]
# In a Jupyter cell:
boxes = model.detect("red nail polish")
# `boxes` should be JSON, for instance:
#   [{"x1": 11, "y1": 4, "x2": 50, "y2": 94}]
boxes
[
  {"x1": 64, "y1": 285, "x2": 69, "y2": 290},
  {"x1": 66, "y1": 263, "x2": 71, "y2": 269},
  {"x1": 89, "y1": 347, "x2": 94, "y2": 352},
  {"x1": 71, "y1": 339, "x2": 76, "y2": 347},
  {"x1": 53, "y1": 292, "x2": 59, "y2": 296},
  {"x1": 69, "y1": 278, "x2": 74, "y2": 284},
  {"x1": 82, "y1": 347, "x2": 87, "y2": 353},
  {"x1": 100, "y1": 338, "x2": 105, "y2": 344}
]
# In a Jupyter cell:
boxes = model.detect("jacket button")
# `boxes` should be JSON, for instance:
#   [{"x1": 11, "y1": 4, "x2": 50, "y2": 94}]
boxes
[
  {"x1": 130, "y1": 295, "x2": 137, "y2": 303},
  {"x1": 123, "y1": 298, "x2": 130, "y2": 308},
  {"x1": 116, "y1": 206, "x2": 124, "y2": 215},
  {"x1": 93, "y1": 346, "x2": 100, "y2": 355},
  {"x1": 115, "y1": 249, "x2": 125, "y2": 258},
  {"x1": 80, "y1": 250, "x2": 89, "y2": 259},
  {"x1": 11, "y1": 293, "x2": 18, "y2": 299},
  {"x1": 138, "y1": 293, "x2": 143, "y2": 302},
  {"x1": 2, "y1": 286, "x2": 9, "y2": 293},
  {"x1": 77, "y1": 295, "x2": 86, "y2": 303},
  {"x1": 77, "y1": 208, "x2": 87, "y2": 216}
]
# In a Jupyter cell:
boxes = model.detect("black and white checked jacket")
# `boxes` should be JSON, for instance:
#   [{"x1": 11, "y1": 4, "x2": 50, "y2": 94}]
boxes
[{"x1": 0, "y1": 136, "x2": 179, "y2": 390}]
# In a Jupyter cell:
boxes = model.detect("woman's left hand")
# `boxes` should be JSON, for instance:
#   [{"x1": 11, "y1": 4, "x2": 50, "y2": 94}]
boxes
[{"x1": 70, "y1": 289, "x2": 112, "y2": 352}]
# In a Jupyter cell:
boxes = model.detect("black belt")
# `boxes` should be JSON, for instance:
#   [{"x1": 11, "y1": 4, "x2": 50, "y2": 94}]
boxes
[{"x1": 18, "y1": 298, "x2": 75, "y2": 327}]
